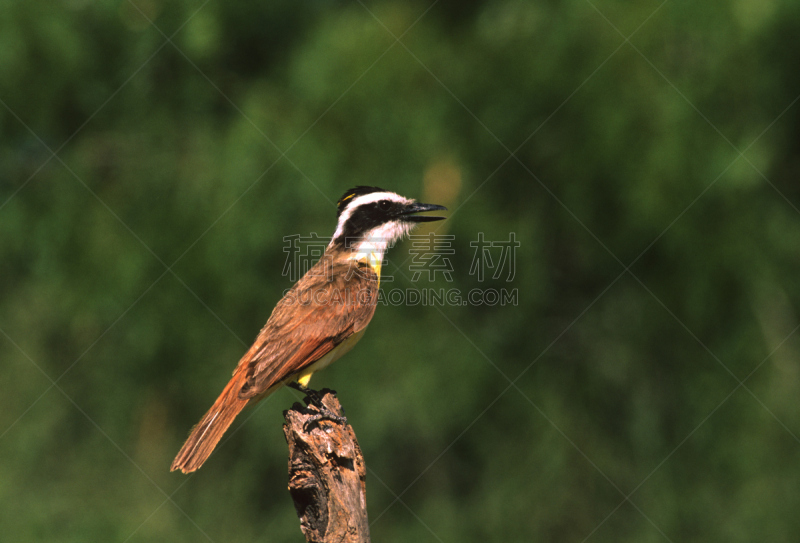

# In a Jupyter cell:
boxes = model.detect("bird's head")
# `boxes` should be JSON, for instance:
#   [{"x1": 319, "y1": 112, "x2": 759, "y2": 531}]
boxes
[{"x1": 329, "y1": 186, "x2": 447, "y2": 256}]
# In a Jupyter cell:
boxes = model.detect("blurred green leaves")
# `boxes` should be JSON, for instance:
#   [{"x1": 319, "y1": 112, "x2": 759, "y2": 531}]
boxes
[{"x1": 2, "y1": 1, "x2": 800, "y2": 542}]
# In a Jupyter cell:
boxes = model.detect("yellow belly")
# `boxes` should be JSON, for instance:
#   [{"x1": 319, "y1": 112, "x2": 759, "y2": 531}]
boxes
[{"x1": 296, "y1": 328, "x2": 367, "y2": 387}]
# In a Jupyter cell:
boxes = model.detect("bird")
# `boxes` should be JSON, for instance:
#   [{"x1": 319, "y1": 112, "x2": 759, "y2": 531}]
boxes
[{"x1": 170, "y1": 186, "x2": 447, "y2": 473}]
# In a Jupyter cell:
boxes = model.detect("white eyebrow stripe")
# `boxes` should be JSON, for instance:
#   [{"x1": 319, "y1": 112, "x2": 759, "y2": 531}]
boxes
[
  {"x1": 331, "y1": 191, "x2": 411, "y2": 241},
  {"x1": 344, "y1": 191, "x2": 409, "y2": 211}
]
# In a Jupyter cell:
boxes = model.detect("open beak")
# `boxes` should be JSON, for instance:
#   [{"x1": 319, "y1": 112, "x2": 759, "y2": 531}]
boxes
[{"x1": 400, "y1": 202, "x2": 448, "y2": 223}]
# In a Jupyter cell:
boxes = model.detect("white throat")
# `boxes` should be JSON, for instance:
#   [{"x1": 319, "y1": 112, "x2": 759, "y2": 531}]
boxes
[{"x1": 348, "y1": 220, "x2": 414, "y2": 276}]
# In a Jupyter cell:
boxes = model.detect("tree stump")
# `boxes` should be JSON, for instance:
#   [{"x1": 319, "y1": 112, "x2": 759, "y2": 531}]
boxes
[{"x1": 283, "y1": 390, "x2": 370, "y2": 543}]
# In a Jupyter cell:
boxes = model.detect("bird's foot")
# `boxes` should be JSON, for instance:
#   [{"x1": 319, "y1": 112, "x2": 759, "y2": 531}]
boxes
[{"x1": 287, "y1": 382, "x2": 348, "y2": 431}]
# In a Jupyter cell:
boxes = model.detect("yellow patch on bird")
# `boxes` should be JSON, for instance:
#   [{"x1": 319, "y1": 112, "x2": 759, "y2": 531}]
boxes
[
  {"x1": 293, "y1": 328, "x2": 368, "y2": 388},
  {"x1": 349, "y1": 253, "x2": 382, "y2": 286},
  {"x1": 369, "y1": 252, "x2": 382, "y2": 281}
]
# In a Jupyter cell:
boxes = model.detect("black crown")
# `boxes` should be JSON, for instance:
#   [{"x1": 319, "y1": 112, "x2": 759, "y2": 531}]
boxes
[{"x1": 337, "y1": 186, "x2": 387, "y2": 216}]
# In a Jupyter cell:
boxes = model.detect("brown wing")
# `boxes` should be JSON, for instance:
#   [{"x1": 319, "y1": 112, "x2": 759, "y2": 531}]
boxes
[{"x1": 237, "y1": 256, "x2": 378, "y2": 399}]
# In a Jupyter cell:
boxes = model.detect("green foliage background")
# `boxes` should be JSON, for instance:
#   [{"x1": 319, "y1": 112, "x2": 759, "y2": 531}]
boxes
[{"x1": 2, "y1": 1, "x2": 800, "y2": 541}]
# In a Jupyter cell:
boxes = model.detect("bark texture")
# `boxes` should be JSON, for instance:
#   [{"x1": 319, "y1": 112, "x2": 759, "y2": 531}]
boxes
[{"x1": 283, "y1": 390, "x2": 370, "y2": 543}]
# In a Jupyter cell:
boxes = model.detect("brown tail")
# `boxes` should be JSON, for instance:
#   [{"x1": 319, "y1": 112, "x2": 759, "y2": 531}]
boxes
[{"x1": 171, "y1": 373, "x2": 249, "y2": 473}]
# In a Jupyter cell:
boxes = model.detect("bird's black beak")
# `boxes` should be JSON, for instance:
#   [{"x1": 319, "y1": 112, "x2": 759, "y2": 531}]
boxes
[{"x1": 400, "y1": 202, "x2": 448, "y2": 223}]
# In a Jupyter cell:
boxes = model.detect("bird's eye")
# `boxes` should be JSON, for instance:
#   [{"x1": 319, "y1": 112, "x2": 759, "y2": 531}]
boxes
[{"x1": 379, "y1": 200, "x2": 391, "y2": 211}]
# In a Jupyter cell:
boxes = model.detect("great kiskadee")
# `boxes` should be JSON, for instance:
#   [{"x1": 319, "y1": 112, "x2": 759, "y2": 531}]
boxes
[{"x1": 171, "y1": 186, "x2": 446, "y2": 473}]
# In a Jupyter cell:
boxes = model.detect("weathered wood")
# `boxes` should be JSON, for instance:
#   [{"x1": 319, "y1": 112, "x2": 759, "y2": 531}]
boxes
[{"x1": 283, "y1": 390, "x2": 370, "y2": 543}]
